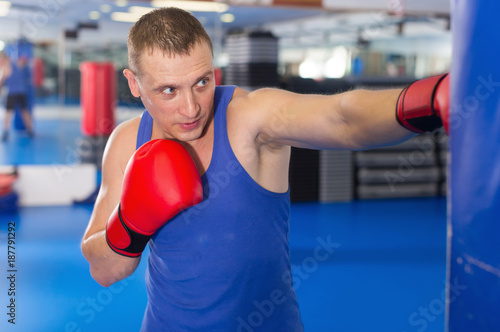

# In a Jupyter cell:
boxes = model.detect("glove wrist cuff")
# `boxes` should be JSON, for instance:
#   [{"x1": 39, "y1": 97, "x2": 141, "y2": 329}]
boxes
[
  {"x1": 396, "y1": 73, "x2": 448, "y2": 133},
  {"x1": 106, "y1": 204, "x2": 152, "y2": 258}
]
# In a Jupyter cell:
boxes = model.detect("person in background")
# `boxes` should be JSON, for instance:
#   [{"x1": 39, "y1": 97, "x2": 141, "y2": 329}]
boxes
[{"x1": 1, "y1": 54, "x2": 35, "y2": 141}]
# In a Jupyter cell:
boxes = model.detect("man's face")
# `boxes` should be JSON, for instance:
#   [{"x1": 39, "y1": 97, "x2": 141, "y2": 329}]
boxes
[{"x1": 125, "y1": 42, "x2": 215, "y2": 142}]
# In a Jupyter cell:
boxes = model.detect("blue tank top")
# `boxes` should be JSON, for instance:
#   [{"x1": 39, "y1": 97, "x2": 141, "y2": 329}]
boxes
[
  {"x1": 6, "y1": 62, "x2": 30, "y2": 95},
  {"x1": 136, "y1": 86, "x2": 303, "y2": 331}
]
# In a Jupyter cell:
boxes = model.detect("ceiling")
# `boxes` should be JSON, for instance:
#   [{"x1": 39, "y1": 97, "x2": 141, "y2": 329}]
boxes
[{"x1": 0, "y1": 0, "x2": 451, "y2": 52}]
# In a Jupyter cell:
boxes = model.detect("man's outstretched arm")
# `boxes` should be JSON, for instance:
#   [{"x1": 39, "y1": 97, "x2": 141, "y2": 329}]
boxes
[{"x1": 239, "y1": 74, "x2": 448, "y2": 151}]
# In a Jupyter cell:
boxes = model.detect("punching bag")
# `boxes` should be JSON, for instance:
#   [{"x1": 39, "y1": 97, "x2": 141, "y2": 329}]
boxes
[
  {"x1": 447, "y1": 0, "x2": 500, "y2": 331},
  {"x1": 80, "y1": 62, "x2": 116, "y2": 136},
  {"x1": 78, "y1": 62, "x2": 116, "y2": 169}
]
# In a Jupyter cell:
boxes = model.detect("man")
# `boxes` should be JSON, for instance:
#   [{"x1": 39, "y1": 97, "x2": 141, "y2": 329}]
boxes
[
  {"x1": 81, "y1": 7, "x2": 448, "y2": 331},
  {"x1": 1, "y1": 55, "x2": 35, "y2": 141}
]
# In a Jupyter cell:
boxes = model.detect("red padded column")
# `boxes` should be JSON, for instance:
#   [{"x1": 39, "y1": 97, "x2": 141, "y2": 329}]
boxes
[{"x1": 80, "y1": 62, "x2": 116, "y2": 136}]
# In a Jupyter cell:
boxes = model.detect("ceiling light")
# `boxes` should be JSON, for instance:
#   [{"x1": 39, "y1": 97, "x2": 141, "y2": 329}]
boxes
[
  {"x1": 0, "y1": 1, "x2": 10, "y2": 16},
  {"x1": 151, "y1": 0, "x2": 228, "y2": 13},
  {"x1": 89, "y1": 11, "x2": 100, "y2": 20},
  {"x1": 128, "y1": 6, "x2": 154, "y2": 15},
  {"x1": 100, "y1": 4, "x2": 112, "y2": 13},
  {"x1": 111, "y1": 11, "x2": 142, "y2": 23},
  {"x1": 220, "y1": 13, "x2": 234, "y2": 23},
  {"x1": 114, "y1": 2, "x2": 229, "y2": 24},
  {"x1": 115, "y1": 0, "x2": 127, "y2": 7}
]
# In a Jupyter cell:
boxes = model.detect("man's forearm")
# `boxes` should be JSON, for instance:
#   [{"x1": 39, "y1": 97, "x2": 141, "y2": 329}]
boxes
[
  {"x1": 82, "y1": 230, "x2": 141, "y2": 287},
  {"x1": 339, "y1": 88, "x2": 416, "y2": 150}
]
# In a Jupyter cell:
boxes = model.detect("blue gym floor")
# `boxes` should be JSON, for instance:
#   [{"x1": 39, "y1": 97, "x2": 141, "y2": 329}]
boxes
[{"x1": 0, "y1": 113, "x2": 447, "y2": 332}]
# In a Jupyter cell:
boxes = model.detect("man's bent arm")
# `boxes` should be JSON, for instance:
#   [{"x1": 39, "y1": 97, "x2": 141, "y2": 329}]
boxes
[
  {"x1": 82, "y1": 229, "x2": 140, "y2": 287},
  {"x1": 81, "y1": 120, "x2": 140, "y2": 287}
]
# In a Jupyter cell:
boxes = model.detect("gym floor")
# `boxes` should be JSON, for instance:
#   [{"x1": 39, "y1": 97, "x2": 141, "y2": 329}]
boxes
[{"x1": 0, "y1": 110, "x2": 447, "y2": 332}]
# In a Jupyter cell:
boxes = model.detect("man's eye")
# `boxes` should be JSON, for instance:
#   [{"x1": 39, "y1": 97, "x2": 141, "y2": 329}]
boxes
[
  {"x1": 163, "y1": 87, "x2": 175, "y2": 94},
  {"x1": 198, "y1": 79, "x2": 208, "y2": 87}
]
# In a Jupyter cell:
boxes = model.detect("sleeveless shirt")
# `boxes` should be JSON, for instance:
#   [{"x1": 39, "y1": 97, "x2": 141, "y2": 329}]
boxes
[
  {"x1": 137, "y1": 86, "x2": 303, "y2": 331},
  {"x1": 6, "y1": 62, "x2": 30, "y2": 95}
]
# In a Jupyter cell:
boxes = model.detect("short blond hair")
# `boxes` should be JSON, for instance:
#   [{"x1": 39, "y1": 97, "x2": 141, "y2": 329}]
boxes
[{"x1": 127, "y1": 7, "x2": 213, "y2": 76}]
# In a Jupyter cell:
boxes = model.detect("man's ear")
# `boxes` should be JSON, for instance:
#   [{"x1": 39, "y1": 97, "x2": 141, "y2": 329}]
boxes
[{"x1": 123, "y1": 69, "x2": 141, "y2": 98}]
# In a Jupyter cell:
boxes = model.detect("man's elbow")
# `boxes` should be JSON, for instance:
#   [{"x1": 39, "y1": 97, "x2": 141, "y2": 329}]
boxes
[
  {"x1": 90, "y1": 267, "x2": 121, "y2": 288},
  {"x1": 81, "y1": 239, "x2": 135, "y2": 288},
  {"x1": 89, "y1": 261, "x2": 137, "y2": 288}
]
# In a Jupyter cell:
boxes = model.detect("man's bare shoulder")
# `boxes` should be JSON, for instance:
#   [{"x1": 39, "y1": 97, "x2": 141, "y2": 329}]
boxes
[
  {"x1": 110, "y1": 116, "x2": 141, "y2": 142},
  {"x1": 103, "y1": 116, "x2": 142, "y2": 172},
  {"x1": 228, "y1": 87, "x2": 274, "y2": 115},
  {"x1": 228, "y1": 86, "x2": 294, "y2": 113},
  {"x1": 227, "y1": 87, "x2": 258, "y2": 127},
  {"x1": 226, "y1": 87, "x2": 291, "y2": 147},
  {"x1": 227, "y1": 86, "x2": 248, "y2": 109},
  {"x1": 229, "y1": 86, "x2": 273, "y2": 105}
]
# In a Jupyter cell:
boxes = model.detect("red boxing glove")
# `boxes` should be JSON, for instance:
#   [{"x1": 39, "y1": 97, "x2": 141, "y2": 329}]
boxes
[
  {"x1": 396, "y1": 73, "x2": 450, "y2": 134},
  {"x1": 106, "y1": 139, "x2": 203, "y2": 257},
  {"x1": 0, "y1": 168, "x2": 18, "y2": 197}
]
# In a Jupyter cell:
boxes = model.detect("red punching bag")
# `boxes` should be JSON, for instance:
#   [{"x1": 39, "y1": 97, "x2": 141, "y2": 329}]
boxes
[
  {"x1": 33, "y1": 57, "x2": 45, "y2": 88},
  {"x1": 214, "y1": 67, "x2": 223, "y2": 86},
  {"x1": 80, "y1": 62, "x2": 116, "y2": 136}
]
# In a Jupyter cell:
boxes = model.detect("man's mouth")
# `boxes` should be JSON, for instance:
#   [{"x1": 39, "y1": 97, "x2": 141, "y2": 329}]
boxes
[{"x1": 178, "y1": 119, "x2": 200, "y2": 130}]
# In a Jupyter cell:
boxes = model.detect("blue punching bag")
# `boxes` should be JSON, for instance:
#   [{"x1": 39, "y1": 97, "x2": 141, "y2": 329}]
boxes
[{"x1": 447, "y1": 0, "x2": 500, "y2": 331}]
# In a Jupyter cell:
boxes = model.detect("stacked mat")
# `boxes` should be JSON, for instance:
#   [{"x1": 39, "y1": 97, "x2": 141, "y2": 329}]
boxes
[
  {"x1": 319, "y1": 150, "x2": 354, "y2": 202},
  {"x1": 224, "y1": 31, "x2": 279, "y2": 89},
  {"x1": 436, "y1": 129, "x2": 449, "y2": 196},
  {"x1": 354, "y1": 133, "x2": 444, "y2": 199}
]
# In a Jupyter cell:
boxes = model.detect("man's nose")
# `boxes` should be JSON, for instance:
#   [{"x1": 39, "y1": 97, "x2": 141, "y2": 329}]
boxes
[{"x1": 179, "y1": 91, "x2": 199, "y2": 118}]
